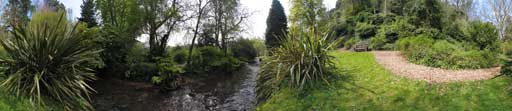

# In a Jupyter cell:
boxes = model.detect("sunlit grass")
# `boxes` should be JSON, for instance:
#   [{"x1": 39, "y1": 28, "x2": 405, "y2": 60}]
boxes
[{"x1": 258, "y1": 51, "x2": 512, "y2": 111}]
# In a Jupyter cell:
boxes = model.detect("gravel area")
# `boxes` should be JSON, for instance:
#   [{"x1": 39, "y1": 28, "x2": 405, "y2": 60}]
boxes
[{"x1": 373, "y1": 51, "x2": 501, "y2": 83}]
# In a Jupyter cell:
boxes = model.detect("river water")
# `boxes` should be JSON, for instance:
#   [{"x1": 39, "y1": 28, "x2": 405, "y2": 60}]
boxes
[{"x1": 91, "y1": 63, "x2": 259, "y2": 111}]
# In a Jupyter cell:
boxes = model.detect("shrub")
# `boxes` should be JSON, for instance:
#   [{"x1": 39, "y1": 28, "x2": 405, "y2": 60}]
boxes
[
  {"x1": 186, "y1": 46, "x2": 242, "y2": 76},
  {"x1": 249, "y1": 39, "x2": 267, "y2": 57},
  {"x1": 443, "y1": 23, "x2": 466, "y2": 41},
  {"x1": 169, "y1": 47, "x2": 189, "y2": 64},
  {"x1": 124, "y1": 42, "x2": 154, "y2": 81},
  {"x1": 467, "y1": 21, "x2": 500, "y2": 52},
  {"x1": 398, "y1": 35, "x2": 499, "y2": 69},
  {"x1": 397, "y1": 35, "x2": 435, "y2": 59},
  {"x1": 355, "y1": 22, "x2": 376, "y2": 39},
  {"x1": 151, "y1": 56, "x2": 185, "y2": 91},
  {"x1": 501, "y1": 41, "x2": 512, "y2": 76},
  {"x1": 370, "y1": 17, "x2": 415, "y2": 50},
  {"x1": 344, "y1": 37, "x2": 360, "y2": 49},
  {"x1": 230, "y1": 39, "x2": 258, "y2": 62},
  {"x1": 0, "y1": 11, "x2": 101, "y2": 110},
  {"x1": 414, "y1": 28, "x2": 447, "y2": 40},
  {"x1": 256, "y1": 27, "x2": 341, "y2": 104}
]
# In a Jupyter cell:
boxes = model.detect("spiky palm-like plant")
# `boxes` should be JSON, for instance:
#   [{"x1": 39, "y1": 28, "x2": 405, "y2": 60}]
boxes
[
  {"x1": 256, "y1": 25, "x2": 341, "y2": 104},
  {"x1": 0, "y1": 11, "x2": 101, "y2": 110}
]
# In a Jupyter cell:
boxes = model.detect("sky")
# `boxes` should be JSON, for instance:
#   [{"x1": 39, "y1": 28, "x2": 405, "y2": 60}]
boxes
[{"x1": 54, "y1": 0, "x2": 337, "y2": 46}]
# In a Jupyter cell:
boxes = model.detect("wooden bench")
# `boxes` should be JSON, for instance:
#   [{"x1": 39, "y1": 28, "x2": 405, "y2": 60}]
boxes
[{"x1": 354, "y1": 42, "x2": 369, "y2": 52}]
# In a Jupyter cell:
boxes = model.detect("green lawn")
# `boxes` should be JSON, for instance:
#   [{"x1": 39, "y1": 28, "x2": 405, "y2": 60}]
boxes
[
  {"x1": 0, "y1": 75, "x2": 35, "y2": 111},
  {"x1": 0, "y1": 76, "x2": 59, "y2": 111},
  {"x1": 258, "y1": 52, "x2": 512, "y2": 111}
]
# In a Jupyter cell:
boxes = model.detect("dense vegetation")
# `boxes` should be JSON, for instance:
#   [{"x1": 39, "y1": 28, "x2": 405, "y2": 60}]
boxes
[{"x1": 328, "y1": 0, "x2": 507, "y2": 69}]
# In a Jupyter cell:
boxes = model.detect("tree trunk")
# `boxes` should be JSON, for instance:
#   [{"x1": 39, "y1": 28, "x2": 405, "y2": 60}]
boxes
[{"x1": 187, "y1": 0, "x2": 207, "y2": 64}]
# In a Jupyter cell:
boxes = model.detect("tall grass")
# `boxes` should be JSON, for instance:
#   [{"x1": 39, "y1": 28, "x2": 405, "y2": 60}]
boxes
[
  {"x1": 256, "y1": 26, "x2": 341, "y2": 104},
  {"x1": 0, "y1": 11, "x2": 101, "y2": 110}
]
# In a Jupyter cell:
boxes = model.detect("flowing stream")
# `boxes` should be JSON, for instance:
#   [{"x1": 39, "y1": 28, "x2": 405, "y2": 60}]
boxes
[{"x1": 91, "y1": 63, "x2": 259, "y2": 111}]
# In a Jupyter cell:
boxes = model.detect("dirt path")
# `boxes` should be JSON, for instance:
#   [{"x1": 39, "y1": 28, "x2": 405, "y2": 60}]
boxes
[{"x1": 372, "y1": 51, "x2": 500, "y2": 83}]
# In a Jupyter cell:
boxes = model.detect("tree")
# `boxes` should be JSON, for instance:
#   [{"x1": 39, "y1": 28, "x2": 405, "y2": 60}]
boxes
[
  {"x1": 405, "y1": 0, "x2": 443, "y2": 29},
  {"x1": 486, "y1": 0, "x2": 512, "y2": 40},
  {"x1": 187, "y1": 0, "x2": 249, "y2": 64},
  {"x1": 444, "y1": 0, "x2": 473, "y2": 16},
  {"x1": 78, "y1": 0, "x2": 97, "y2": 28},
  {"x1": 290, "y1": 0, "x2": 327, "y2": 32},
  {"x1": 140, "y1": 0, "x2": 184, "y2": 60},
  {"x1": 209, "y1": 0, "x2": 249, "y2": 51},
  {"x1": 3, "y1": 0, "x2": 32, "y2": 26},
  {"x1": 264, "y1": 0, "x2": 288, "y2": 50},
  {"x1": 187, "y1": 0, "x2": 211, "y2": 64},
  {"x1": 96, "y1": 0, "x2": 143, "y2": 73},
  {"x1": 43, "y1": 0, "x2": 65, "y2": 11}
]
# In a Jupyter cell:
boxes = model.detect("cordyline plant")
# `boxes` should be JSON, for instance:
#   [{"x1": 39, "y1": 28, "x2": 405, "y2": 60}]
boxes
[
  {"x1": 0, "y1": 11, "x2": 101, "y2": 110},
  {"x1": 256, "y1": 25, "x2": 341, "y2": 104}
]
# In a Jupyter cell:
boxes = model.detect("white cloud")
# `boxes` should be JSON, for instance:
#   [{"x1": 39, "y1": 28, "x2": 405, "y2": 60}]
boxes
[{"x1": 58, "y1": 0, "x2": 83, "y2": 20}]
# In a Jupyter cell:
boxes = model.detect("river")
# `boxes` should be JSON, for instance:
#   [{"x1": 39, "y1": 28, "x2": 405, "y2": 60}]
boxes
[{"x1": 91, "y1": 63, "x2": 259, "y2": 111}]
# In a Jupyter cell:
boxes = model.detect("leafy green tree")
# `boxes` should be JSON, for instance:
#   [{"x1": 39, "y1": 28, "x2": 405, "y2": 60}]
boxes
[
  {"x1": 188, "y1": 0, "x2": 249, "y2": 63},
  {"x1": 78, "y1": 0, "x2": 97, "y2": 28},
  {"x1": 96, "y1": 0, "x2": 143, "y2": 73},
  {"x1": 264, "y1": 0, "x2": 288, "y2": 50},
  {"x1": 140, "y1": 0, "x2": 183, "y2": 60},
  {"x1": 290, "y1": 0, "x2": 327, "y2": 32},
  {"x1": 3, "y1": 0, "x2": 32, "y2": 26}
]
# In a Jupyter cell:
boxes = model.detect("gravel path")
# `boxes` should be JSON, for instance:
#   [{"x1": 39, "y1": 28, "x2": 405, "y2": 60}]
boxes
[{"x1": 373, "y1": 51, "x2": 501, "y2": 83}]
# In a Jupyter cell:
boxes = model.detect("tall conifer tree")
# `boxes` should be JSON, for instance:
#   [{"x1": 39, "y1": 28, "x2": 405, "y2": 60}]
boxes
[{"x1": 264, "y1": 0, "x2": 288, "y2": 50}]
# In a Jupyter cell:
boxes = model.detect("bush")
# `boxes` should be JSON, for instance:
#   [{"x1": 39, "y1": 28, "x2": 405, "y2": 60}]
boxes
[
  {"x1": 250, "y1": 39, "x2": 267, "y2": 57},
  {"x1": 151, "y1": 56, "x2": 185, "y2": 91},
  {"x1": 169, "y1": 47, "x2": 188, "y2": 64},
  {"x1": 256, "y1": 26, "x2": 341, "y2": 104},
  {"x1": 355, "y1": 22, "x2": 376, "y2": 39},
  {"x1": 467, "y1": 21, "x2": 500, "y2": 51},
  {"x1": 443, "y1": 23, "x2": 466, "y2": 41},
  {"x1": 124, "y1": 42, "x2": 154, "y2": 81},
  {"x1": 186, "y1": 46, "x2": 242, "y2": 76},
  {"x1": 370, "y1": 17, "x2": 415, "y2": 50},
  {"x1": 398, "y1": 35, "x2": 499, "y2": 69},
  {"x1": 500, "y1": 41, "x2": 512, "y2": 76},
  {"x1": 0, "y1": 11, "x2": 101, "y2": 110},
  {"x1": 397, "y1": 35, "x2": 435, "y2": 59},
  {"x1": 344, "y1": 37, "x2": 360, "y2": 49},
  {"x1": 230, "y1": 39, "x2": 258, "y2": 62}
]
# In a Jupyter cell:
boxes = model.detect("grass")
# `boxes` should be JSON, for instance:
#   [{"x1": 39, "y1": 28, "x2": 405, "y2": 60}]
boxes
[
  {"x1": 0, "y1": 48, "x2": 58, "y2": 111},
  {"x1": 257, "y1": 51, "x2": 512, "y2": 111}
]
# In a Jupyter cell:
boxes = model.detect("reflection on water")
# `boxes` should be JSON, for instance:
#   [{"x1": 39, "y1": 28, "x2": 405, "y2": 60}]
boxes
[{"x1": 91, "y1": 63, "x2": 259, "y2": 111}]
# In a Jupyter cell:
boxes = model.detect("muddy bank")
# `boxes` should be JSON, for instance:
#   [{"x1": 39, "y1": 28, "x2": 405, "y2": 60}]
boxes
[{"x1": 91, "y1": 63, "x2": 259, "y2": 111}]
